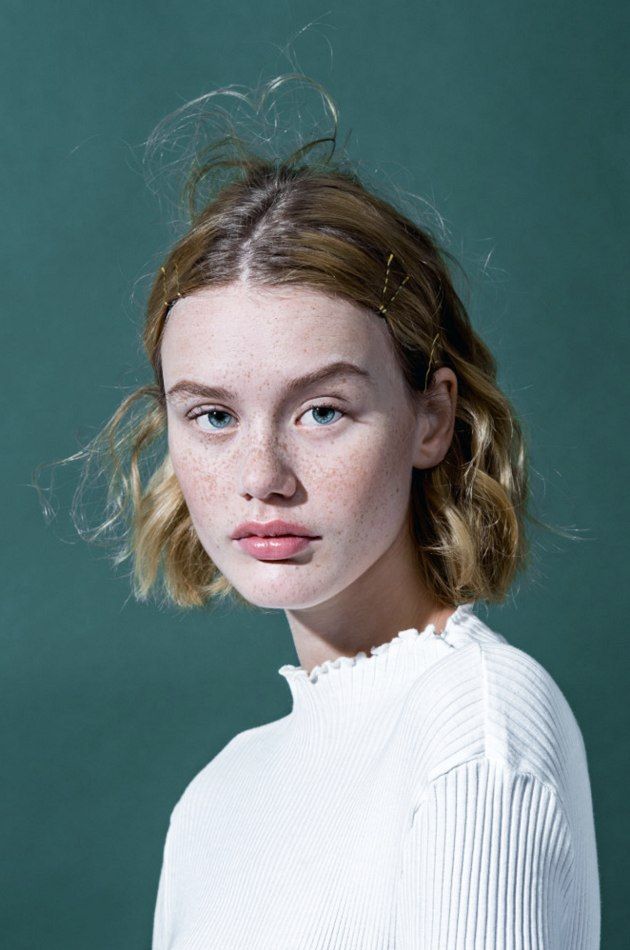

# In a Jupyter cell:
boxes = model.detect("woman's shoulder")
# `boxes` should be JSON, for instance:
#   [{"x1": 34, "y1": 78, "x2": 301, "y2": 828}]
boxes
[
  {"x1": 167, "y1": 715, "x2": 290, "y2": 823},
  {"x1": 403, "y1": 613, "x2": 591, "y2": 804}
]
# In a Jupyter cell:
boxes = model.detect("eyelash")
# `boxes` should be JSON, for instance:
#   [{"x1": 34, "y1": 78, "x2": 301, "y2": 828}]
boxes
[{"x1": 186, "y1": 402, "x2": 347, "y2": 433}]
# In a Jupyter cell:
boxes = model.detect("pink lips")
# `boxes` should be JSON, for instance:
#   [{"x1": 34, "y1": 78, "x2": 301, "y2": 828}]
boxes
[
  {"x1": 230, "y1": 519, "x2": 319, "y2": 540},
  {"x1": 235, "y1": 535, "x2": 316, "y2": 560},
  {"x1": 230, "y1": 518, "x2": 320, "y2": 560}
]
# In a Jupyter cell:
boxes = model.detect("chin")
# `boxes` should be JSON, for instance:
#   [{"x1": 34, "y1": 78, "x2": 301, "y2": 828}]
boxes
[{"x1": 225, "y1": 567, "x2": 341, "y2": 611}]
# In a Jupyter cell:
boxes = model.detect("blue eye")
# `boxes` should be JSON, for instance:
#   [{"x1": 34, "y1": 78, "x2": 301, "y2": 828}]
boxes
[
  {"x1": 188, "y1": 403, "x2": 346, "y2": 433},
  {"x1": 301, "y1": 404, "x2": 345, "y2": 427},
  {"x1": 191, "y1": 409, "x2": 234, "y2": 431}
]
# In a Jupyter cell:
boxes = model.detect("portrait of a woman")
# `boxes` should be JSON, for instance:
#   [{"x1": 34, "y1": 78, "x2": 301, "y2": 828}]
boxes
[
  {"x1": 78, "y1": 75, "x2": 602, "y2": 947},
  {"x1": 25, "y1": 49, "x2": 609, "y2": 944}
]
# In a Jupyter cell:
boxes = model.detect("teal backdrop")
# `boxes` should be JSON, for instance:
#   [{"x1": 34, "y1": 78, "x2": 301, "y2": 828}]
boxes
[{"x1": 2, "y1": 1, "x2": 628, "y2": 947}]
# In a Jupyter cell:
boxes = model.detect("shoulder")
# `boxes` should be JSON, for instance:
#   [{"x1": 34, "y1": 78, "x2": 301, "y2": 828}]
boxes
[
  {"x1": 403, "y1": 613, "x2": 590, "y2": 803},
  {"x1": 167, "y1": 715, "x2": 290, "y2": 823}
]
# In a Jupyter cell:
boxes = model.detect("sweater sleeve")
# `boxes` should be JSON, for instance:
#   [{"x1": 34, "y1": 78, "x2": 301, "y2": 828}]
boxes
[{"x1": 396, "y1": 756, "x2": 579, "y2": 949}]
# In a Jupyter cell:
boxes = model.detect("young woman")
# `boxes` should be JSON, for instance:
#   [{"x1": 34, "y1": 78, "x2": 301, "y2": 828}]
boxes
[{"x1": 48, "y1": 76, "x2": 601, "y2": 947}]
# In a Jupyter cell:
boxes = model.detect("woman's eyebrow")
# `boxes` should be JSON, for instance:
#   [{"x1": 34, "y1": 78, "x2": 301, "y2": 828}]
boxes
[{"x1": 165, "y1": 361, "x2": 374, "y2": 402}]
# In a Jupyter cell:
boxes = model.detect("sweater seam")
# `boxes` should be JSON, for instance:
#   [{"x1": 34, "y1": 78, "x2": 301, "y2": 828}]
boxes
[
  {"x1": 411, "y1": 753, "x2": 577, "y2": 920},
  {"x1": 416, "y1": 752, "x2": 569, "y2": 808},
  {"x1": 416, "y1": 639, "x2": 571, "y2": 807},
  {"x1": 414, "y1": 642, "x2": 579, "y2": 926}
]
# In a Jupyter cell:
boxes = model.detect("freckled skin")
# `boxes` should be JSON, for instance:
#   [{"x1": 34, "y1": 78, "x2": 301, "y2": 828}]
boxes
[{"x1": 161, "y1": 279, "x2": 459, "y2": 675}]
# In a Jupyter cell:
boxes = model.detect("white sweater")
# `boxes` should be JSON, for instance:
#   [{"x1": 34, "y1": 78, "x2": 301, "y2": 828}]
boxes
[{"x1": 151, "y1": 602, "x2": 600, "y2": 949}]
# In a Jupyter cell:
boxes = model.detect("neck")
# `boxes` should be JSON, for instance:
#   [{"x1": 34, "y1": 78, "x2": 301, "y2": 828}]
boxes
[{"x1": 284, "y1": 523, "x2": 454, "y2": 677}]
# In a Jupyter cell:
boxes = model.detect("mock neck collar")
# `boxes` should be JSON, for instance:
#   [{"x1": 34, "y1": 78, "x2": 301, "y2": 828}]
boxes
[{"x1": 278, "y1": 602, "x2": 478, "y2": 722}]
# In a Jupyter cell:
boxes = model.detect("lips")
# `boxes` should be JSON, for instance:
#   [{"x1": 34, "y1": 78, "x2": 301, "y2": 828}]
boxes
[
  {"x1": 235, "y1": 534, "x2": 317, "y2": 560},
  {"x1": 230, "y1": 519, "x2": 320, "y2": 541}
]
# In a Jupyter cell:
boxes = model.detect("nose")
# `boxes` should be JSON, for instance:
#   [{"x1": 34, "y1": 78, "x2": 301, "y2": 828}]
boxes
[{"x1": 238, "y1": 431, "x2": 297, "y2": 500}]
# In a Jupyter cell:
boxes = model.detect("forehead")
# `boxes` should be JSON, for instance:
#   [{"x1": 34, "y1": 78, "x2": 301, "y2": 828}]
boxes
[{"x1": 160, "y1": 281, "x2": 395, "y2": 388}]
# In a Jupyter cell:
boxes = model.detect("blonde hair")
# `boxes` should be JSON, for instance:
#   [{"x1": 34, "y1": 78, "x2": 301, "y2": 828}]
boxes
[{"x1": 33, "y1": 74, "x2": 574, "y2": 612}]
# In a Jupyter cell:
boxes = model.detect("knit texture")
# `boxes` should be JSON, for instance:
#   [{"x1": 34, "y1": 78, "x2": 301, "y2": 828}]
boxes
[{"x1": 151, "y1": 603, "x2": 600, "y2": 948}]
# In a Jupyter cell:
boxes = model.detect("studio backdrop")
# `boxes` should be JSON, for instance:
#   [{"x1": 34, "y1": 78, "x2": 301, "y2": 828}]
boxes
[{"x1": 2, "y1": 1, "x2": 628, "y2": 947}]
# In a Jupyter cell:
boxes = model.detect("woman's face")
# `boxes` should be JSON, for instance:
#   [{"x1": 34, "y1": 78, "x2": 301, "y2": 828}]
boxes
[{"x1": 160, "y1": 279, "x2": 430, "y2": 610}]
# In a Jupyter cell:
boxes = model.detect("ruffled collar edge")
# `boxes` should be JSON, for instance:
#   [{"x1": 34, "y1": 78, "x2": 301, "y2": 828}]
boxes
[{"x1": 278, "y1": 601, "x2": 476, "y2": 685}]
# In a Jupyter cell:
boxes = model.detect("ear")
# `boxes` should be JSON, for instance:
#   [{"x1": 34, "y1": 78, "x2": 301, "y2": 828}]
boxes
[{"x1": 410, "y1": 368, "x2": 458, "y2": 470}]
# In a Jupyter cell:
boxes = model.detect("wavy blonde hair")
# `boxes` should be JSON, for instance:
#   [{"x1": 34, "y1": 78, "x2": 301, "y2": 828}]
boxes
[{"x1": 33, "y1": 74, "x2": 573, "y2": 612}]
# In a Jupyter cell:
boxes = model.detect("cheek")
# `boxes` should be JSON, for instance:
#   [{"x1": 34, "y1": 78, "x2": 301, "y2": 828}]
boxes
[
  {"x1": 316, "y1": 423, "x2": 413, "y2": 536},
  {"x1": 168, "y1": 432, "x2": 228, "y2": 529}
]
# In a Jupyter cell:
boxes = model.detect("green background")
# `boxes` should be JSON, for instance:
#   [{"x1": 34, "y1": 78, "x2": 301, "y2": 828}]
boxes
[{"x1": 3, "y1": 1, "x2": 628, "y2": 947}]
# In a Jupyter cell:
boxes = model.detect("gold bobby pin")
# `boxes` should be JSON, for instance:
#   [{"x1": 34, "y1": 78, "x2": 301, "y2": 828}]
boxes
[
  {"x1": 160, "y1": 265, "x2": 168, "y2": 309},
  {"x1": 378, "y1": 252, "x2": 395, "y2": 313},
  {"x1": 423, "y1": 331, "x2": 441, "y2": 392},
  {"x1": 378, "y1": 251, "x2": 410, "y2": 317},
  {"x1": 160, "y1": 262, "x2": 184, "y2": 312},
  {"x1": 377, "y1": 253, "x2": 440, "y2": 392},
  {"x1": 173, "y1": 261, "x2": 183, "y2": 299}
]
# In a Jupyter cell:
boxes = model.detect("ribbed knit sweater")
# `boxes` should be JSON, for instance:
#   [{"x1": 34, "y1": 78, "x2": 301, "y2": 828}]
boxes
[{"x1": 151, "y1": 602, "x2": 601, "y2": 949}]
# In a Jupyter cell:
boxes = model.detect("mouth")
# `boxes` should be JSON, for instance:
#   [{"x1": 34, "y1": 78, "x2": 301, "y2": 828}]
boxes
[
  {"x1": 233, "y1": 534, "x2": 320, "y2": 561},
  {"x1": 230, "y1": 521, "x2": 320, "y2": 541},
  {"x1": 242, "y1": 533, "x2": 316, "y2": 539}
]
